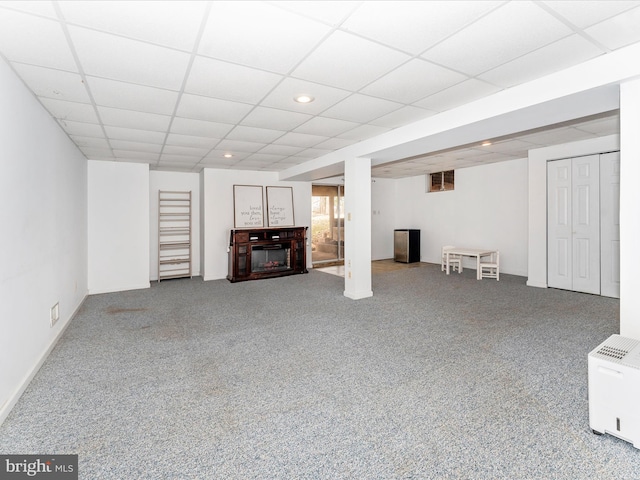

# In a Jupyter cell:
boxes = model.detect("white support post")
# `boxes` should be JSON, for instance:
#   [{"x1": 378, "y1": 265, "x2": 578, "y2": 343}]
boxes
[
  {"x1": 343, "y1": 157, "x2": 373, "y2": 300},
  {"x1": 620, "y1": 78, "x2": 640, "y2": 340}
]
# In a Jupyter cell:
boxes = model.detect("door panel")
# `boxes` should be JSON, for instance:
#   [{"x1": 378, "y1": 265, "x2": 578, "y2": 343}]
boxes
[
  {"x1": 548, "y1": 159, "x2": 572, "y2": 290},
  {"x1": 572, "y1": 154, "x2": 600, "y2": 294},
  {"x1": 600, "y1": 152, "x2": 621, "y2": 298}
]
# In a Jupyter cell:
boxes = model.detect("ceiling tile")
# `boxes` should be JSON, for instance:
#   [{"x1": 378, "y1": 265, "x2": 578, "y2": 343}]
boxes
[
  {"x1": 39, "y1": 98, "x2": 99, "y2": 123},
  {"x1": 215, "y1": 139, "x2": 267, "y2": 154},
  {"x1": 518, "y1": 126, "x2": 596, "y2": 145},
  {"x1": 200, "y1": 1, "x2": 330, "y2": 74},
  {"x1": 313, "y1": 137, "x2": 358, "y2": 150},
  {"x1": 0, "y1": 1, "x2": 57, "y2": 18},
  {"x1": 109, "y1": 139, "x2": 163, "y2": 153},
  {"x1": 185, "y1": 56, "x2": 283, "y2": 104},
  {"x1": 478, "y1": 35, "x2": 605, "y2": 88},
  {"x1": 272, "y1": 1, "x2": 360, "y2": 26},
  {"x1": 0, "y1": 9, "x2": 77, "y2": 70},
  {"x1": 58, "y1": 120, "x2": 104, "y2": 138},
  {"x1": 87, "y1": 76, "x2": 179, "y2": 115},
  {"x1": 202, "y1": 150, "x2": 251, "y2": 162},
  {"x1": 176, "y1": 93, "x2": 253, "y2": 124},
  {"x1": 361, "y1": 58, "x2": 468, "y2": 104},
  {"x1": 257, "y1": 144, "x2": 304, "y2": 156},
  {"x1": 295, "y1": 147, "x2": 333, "y2": 159},
  {"x1": 243, "y1": 152, "x2": 287, "y2": 164},
  {"x1": 225, "y1": 125, "x2": 286, "y2": 144},
  {"x1": 335, "y1": 124, "x2": 391, "y2": 141},
  {"x1": 58, "y1": 0, "x2": 206, "y2": 50},
  {"x1": 294, "y1": 117, "x2": 360, "y2": 137},
  {"x1": 421, "y1": 1, "x2": 572, "y2": 76},
  {"x1": 541, "y1": 0, "x2": 639, "y2": 29},
  {"x1": 12, "y1": 64, "x2": 90, "y2": 103},
  {"x1": 78, "y1": 147, "x2": 113, "y2": 159},
  {"x1": 259, "y1": 77, "x2": 350, "y2": 115},
  {"x1": 291, "y1": 30, "x2": 411, "y2": 91},
  {"x1": 240, "y1": 106, "x2": 312, "y2": 131},
  {"x1": 322, "y1": 94, "x2": 402, "y2": 123},
  {"x1": 414, "y1": 79, "x2": 502, "y2": 112},
  {"x1": 104, "y1": 125, "x2": 166, "y2": 144},
  {"x1": 370, "y1": 106, "x2": 436, "y2": 129},
  {"x1": 166, "y1": 133, "x2": 220, "y2": 149},
  {"x1": 272, "y1": 132, "x2": 328, "y2": 148},
  {"x1": 341, "y1": 1, "x2": 501, "y2": 54},
  {"x1": 162, "y1": 145, "x2": 209, "y2": 156},
  {"x1": 574, "y1": 115, "x2": 620, "y2": 135},
  {"x1": 112, "y1": 150, "x2": 159, "y2": 161},
  {"x1": 585, "y1": 6, "x2": 640, "y2": 50},
  {"x1": 170, "y1": 116, "x2": 234, "y2": 139},
  {"x1": 158, "y1": 153, "x2": 201, "y2": 163},
  {"x1": 68, "y1": 26, "x2": 191, "y2": 90},
  {"x1": 70, "y1": 135, "x2": 110, "y2": 149},
  {"x1": 97, "y1": 106, "x2": 171, "y2": 132}
]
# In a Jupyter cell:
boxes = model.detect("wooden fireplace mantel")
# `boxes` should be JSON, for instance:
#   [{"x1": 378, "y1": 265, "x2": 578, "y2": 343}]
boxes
[{"x1": 227, "y1": 226, "x2": 308, "y2": 282}]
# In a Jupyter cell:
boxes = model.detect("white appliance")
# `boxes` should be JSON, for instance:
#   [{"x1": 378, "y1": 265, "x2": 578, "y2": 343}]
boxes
[{"x1": 588, "y1": 334, "x2": 640, "y2": 448}]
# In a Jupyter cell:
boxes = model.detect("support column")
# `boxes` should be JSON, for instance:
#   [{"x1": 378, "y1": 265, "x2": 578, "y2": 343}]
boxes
[
  {"x1": 620, "y1": 79, "x2": 640, "y2": 340},
  {"x1": 343, "y1": 157, "x2": 373, "y2": 300}
]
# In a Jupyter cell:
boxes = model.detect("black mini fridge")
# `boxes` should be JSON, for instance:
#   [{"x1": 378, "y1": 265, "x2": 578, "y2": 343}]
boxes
[{"x1": 394, "y1": 229, "x2": 420, "y2": 263}]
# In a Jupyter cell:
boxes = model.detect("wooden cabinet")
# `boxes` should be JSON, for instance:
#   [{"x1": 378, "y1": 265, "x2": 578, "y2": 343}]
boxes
[
  {"x1": 227, "y1": 227, "x2": 308, "y2": 282},
  {"x1": 158, "y1": 190, "x2": 192, "y2": 281}
]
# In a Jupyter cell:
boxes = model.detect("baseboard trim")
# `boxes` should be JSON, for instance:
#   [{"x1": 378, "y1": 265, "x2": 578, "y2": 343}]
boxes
[{"x1": 0, "y1": 293, "x2": 88, "y2": 427}]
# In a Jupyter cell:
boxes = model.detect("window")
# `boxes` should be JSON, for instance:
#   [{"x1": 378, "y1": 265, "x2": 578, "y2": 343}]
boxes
[{"x1": 428, "y1": 170, "x2": 454, "y2": 192}]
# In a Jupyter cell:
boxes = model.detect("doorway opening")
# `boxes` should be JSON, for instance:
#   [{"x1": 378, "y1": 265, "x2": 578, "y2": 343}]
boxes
[{"x1": 311, "y1": 185, "x2": 344, "y2": 265}]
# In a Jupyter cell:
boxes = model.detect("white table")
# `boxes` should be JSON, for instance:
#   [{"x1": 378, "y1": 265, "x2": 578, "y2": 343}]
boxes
[{"x1": 445, "y1": 247, "x2": 496, "y2": 280}]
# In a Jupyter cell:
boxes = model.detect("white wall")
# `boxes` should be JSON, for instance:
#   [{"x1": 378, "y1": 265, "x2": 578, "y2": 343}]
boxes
[
  {"x1": 527, "y1": 135, "x2": 620, "y2": 288},
  {"x1": 87, "y1": 160, "x2": 150, "y2": 294},
  {"x1": 0, "y1": 59, "x2": 88, "y2": 425},
  {"x1": 371, "y1": 178, "x2": 397, "y2": 260},
  {"x1": 201, "y1": 168, "x2": 311, "y2": 281},
  {"x1": 392, "y1": 159, "x2": 529, "y2": 276},
  {"x1": 149, "y1": 171, "x2": 200, "y2": 281}
]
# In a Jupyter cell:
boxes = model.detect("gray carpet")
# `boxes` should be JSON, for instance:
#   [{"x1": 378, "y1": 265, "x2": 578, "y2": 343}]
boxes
[{"x1": 1, "y1": 265, "x2": 636, "y2": 479}]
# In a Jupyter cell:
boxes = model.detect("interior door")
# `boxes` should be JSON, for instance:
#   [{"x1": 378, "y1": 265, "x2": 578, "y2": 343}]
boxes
[
  {"x1": 571, "y1": 154, "x2": 600, "y2": 294},
  {"x1": 547, "y1": 159, "x2": 572, "y2": 290},
  {"x1": 600, "y1": 151, "x2": 621, "y2": 298},
  {"x1": 547, "y1": 155, "x2": 600, "y2": 295}
]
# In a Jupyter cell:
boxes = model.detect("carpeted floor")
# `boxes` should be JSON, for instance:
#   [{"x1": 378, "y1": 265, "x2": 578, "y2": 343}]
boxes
[{"x1": 0, "y1": 265, "x2": 635, "y2": 479}]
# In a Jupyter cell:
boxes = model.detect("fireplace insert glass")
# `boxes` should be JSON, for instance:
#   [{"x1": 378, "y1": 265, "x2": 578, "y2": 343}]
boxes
[{"x1": 251, "y1": 244, "x2": 291, "y2": 273}]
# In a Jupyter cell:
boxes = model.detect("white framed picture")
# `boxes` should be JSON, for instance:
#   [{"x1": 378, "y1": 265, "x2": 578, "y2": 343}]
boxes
[
  {"x1": 233, "y1": 185, "x2": 264, "y2": 228},
  {"x1": 266, "y1": 186, "x2": 294, "y2": 227}
]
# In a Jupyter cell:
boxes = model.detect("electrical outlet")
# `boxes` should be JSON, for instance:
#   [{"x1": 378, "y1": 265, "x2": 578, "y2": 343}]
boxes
[{"x1": 50, "y1": 302, "x2": 59, "y2": 327}]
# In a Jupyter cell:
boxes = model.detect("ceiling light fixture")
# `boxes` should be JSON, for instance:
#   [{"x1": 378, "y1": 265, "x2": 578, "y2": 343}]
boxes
[
  {"x1": 482, "y1": 141, "x2": 492, "y2": 147},
  {"x1": 223, "y1": 153, "x2": 233, "y2": 158},
  {"x1": 294, "y1": 94, "x2": 314, "y2": 104}
]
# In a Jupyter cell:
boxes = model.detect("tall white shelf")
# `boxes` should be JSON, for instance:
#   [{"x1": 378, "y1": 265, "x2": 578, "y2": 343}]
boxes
[{"x1": 158, "y1": 190, "x2": 192, "y2": 282}]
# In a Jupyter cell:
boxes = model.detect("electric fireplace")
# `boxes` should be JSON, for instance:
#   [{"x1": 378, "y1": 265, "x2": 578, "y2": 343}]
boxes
[{"x1": 227, "y1": 227, "x2": 307, "y2": 282}]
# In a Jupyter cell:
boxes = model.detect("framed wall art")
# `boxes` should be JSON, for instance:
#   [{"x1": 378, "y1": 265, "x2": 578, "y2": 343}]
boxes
[
  {"x1": 233, "y1": 185, "x2": 264, "y2": 228},
  {"x1": 266, "y1": 186, "x2": 294, "y2": 227}
]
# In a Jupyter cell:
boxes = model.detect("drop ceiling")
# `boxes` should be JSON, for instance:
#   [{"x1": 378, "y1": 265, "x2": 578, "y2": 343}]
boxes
[{"x1": 0, "y1": 1, "x2": 638, "y2": 178}]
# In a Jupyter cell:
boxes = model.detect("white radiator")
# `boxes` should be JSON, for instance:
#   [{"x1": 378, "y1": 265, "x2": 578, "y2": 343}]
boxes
[{"x1": 588, "y1": 334, "x2": 640, "y2": 448}]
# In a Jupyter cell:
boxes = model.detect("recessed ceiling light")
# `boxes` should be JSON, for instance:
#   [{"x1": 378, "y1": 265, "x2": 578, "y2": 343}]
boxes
[
  {"x1": 482, "y1": 141, "x2": 492, "y2": 147},
  {"x1": 223, "y1": 153, "x2": 233, "y2": 158},
  {"x1": 294, "y1": 94, "x2": 314, "y2": 104}
]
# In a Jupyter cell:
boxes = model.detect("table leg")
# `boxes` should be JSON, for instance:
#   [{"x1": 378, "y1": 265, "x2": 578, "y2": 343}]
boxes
[
  {"x1": 476, "y1": 255, "x2": 481, "y2": 280},
  {"x1": 446, "y1": 252, "x2": 450, "y2": 275}
]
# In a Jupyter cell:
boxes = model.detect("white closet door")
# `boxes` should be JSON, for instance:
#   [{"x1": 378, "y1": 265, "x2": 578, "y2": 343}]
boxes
[
  {"x1": 571, "y1": 154, "x2": 600, "y2": 294},
  {"x1": 600, "y1": 152, "x2": 621, "y2": 298},
  {"x1": 547, "y1": 155, "x2": 600, "y2": 294},
  {"x1": 547, "y1": 159, "x2": 572, "y2": 290}
]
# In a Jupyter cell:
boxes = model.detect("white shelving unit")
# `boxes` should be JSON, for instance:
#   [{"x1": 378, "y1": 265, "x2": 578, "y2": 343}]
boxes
[{"x1": 158, "y1": 190, "x2": 192, "y2": 282}]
